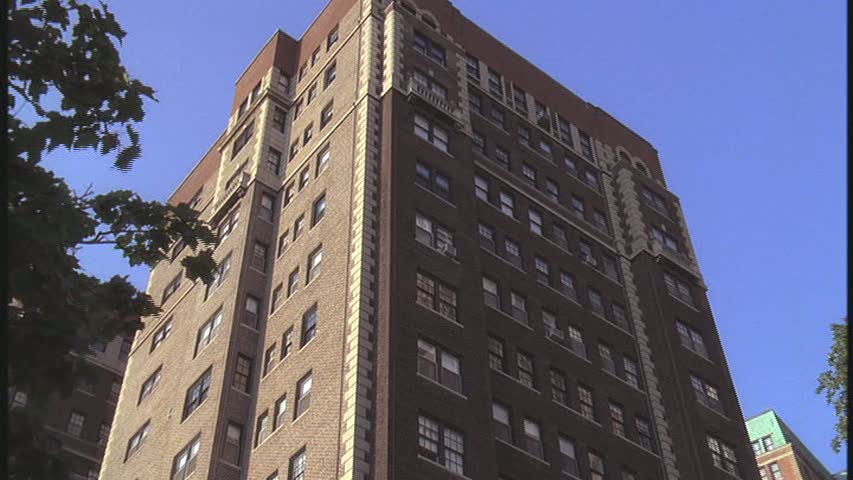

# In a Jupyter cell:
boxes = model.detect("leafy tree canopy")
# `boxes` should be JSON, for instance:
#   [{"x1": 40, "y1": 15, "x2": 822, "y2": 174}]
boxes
[
  {"x1": 8, "y1": 1, "x2": 217, "y2": 477},
  {"x1": 816, "y1": 317, "x2": 848, "y2": 453}
]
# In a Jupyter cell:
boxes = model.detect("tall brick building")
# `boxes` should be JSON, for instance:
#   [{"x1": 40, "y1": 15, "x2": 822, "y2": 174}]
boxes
[
  {"x1": 101, "y1": 1, "x2": 760, "y2": 479},
  {"x1": 746, "y1": 410, "x2": 835, "y2": 480}
]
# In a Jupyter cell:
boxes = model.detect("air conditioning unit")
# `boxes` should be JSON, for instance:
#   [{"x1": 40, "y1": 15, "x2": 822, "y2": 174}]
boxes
[{"x1": 437, "y1": 244, "x2": 457, "y2": 257}]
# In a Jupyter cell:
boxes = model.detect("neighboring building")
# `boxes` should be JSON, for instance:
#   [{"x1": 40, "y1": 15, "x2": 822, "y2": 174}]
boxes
[
  {"x1": 101, "y1": 1, "x2": 759, "y2": 479},
  {"x1": 9, "y1": 335, "x2": 130, "y2": 480},
  {"x1": 746, "y1": 410, "x2": 835, "y2": 480}
]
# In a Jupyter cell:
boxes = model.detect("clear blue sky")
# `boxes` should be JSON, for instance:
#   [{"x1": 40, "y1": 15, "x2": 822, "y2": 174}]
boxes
[{"x1": 43, "y1": 0, "x2": 846, "y2": 472}]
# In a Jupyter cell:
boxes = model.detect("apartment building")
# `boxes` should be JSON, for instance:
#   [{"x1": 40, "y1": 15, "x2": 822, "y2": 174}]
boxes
[
  {"x1": 746, "y1": 410, "x2": 835, "y2": 480},
  {"x1": 101, "y1": 1, "x2": 760, "y2": 479}
]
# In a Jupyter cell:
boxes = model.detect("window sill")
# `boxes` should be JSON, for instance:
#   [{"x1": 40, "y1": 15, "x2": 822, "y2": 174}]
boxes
[
  {"x1": 494, "y1": 438, "x2": 551, "y2": 467},
  {"x1": 492, "y1": 367, "x2": 541, "y2": 395},
  {"x1": 552, "y1": 400, "x2": 601, "y2": 428},
  {"x1": 415, "y1": 136, "x2": 454, "y2": 159},
  {"x1": 217, "y1": 459, "x2": 242, "y2": 470},
  {"x1": 680, "y1": 345, "x2": 715, "y2": 365},
  {"x1": 668, "y1": 292, "x2": 701, "y2": 312},
  {"x1": 601, "y1": 369, "x2": 645, "y2": 395},
  {"x1": 414, "y1": 183, "x2": 456, "y2": 209},
  {"x1": 416, "y1": 373, "x2": 467, "y2": 400},
  {"x1": 479, "y1": 245, "x2": 526, "y2": 275},
  {"x1": 230, "y1": 387, "x2": 251, "y2": 398},
  {"x1": 415, "y1": 240, "x2": 461, "y2": 264},
  {"x1": 545, "y1": 335, "x2": 591, "y2": 365},
  {"x1": 484, "y1": 304, "x2": 534, "y2": 332},
  {"x1": 416, "y1": 304, "x2": 463, "y2": 329},
  {"x1": 299, "y1": 337, "x2": 317, "y2": 351},
  {"x1": 697, "y1": 400, "x2": 730, "y2": 421},
  {"x1": 416, "y1": 455, "x2": 471, "y2": 480}
]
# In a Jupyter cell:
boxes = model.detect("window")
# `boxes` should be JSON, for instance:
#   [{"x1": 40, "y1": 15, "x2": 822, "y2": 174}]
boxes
[
  {"x1": 535, "y1": 101, "x2": 549, "y2": 128},
  {"x1": 598, "y1": 343, "x2": 616, "y2": 374},
  {"x1": 482, "y1": 276, "x2": 500, "y2": 310},
  {"x1": 271, "y1": 284, "x2": 283, "y2": 313},
  {"x1": 417, "y1": 415, "x2": 465, "y2": 474},
  {"x1": 550, "y1": 224, "x2": 569, "y2": 251},
  {"x1": 664, "y1": 272, "x2": 694, "y2": 306},
  {"x1": 557, "y1": 117, "x2": 573, "y2": 145},
  {"x1": 189, "y1": 188, "x2": 203, "y2": 210},
  {"x1": 492, "y1": 401, "x2": 512, "y2": 442},
  {"x1": 324, "y1": 62, "x2": 337, "y2": 88},
  {"x1": 301, "y1": 305, "x2": 318, "y2": 346},
  {"x1": 206, "y1": 253, "x2": 233, "y2": 297},
  {"x1": 589, "y1": 288, "x2": 605, "y2": 316},
  {"x1": 641, "y1": 186, "x2": 669, "y2": 216},
  {"x1": 251, "y1": 82, "x2": 262, "y2": 103},
  {"x1": 623, "y1": 357, "x2": 640, "y2": 389},
  {"x1": 564, "y1": 155, "x2": 578, "y2": 177},
  {"x1": 151, "y1": 319, "x2": 173, "y2": 351},
  {"x1": 528, "y1": 209, "x2": 543, "y2": 235},
  {"x1": 474, "y1": 174, "x2": 489, "y2": 201},
  {"x1": 233, "y1": 355, "x2": 252, "y2": 393},
  {"x1": 570, "y1": 195, "x2": 585, "y2": 219},
  {"x1": 469, "y1": 91, "x2": 482, "y2": 115},
  {"x1": 290, "y1": 140, "x2": 299, "y2": 159},
  {"x1": 416, "y1": 161, "x2": 451, "y2": 200},
  {"x1": 534, "y1": 256, "x2": 550, "y2": 285},
  {"x1": 489, "y1": 104, "x2": 506, "y2": 129},
  {"x1": 172, "y1": 435, "x2": 201, "y2": 480},
  {"x1": 414, "y1": 113, "x2": 449, "y2": 152},
  {"x1": 244, "y1": 295, "x2": 260, "y2": 328},
  {"x1": 413, "y1": 69, "x2": 448, "y2": 100},
  {"x1": 488, "y1": 336, "x2": 507, "y2": 372},
  {"x1": 691, "y1": 374, "x2": 724, "y2": 414},
  {"x1": 518, "y1": 125, "x2": 531, "y2": 146},
  {"x1": 195, "y1": 309, "x2": 223, "y2": 356},
  {"x1": 593, "y1": 209, "x2": 608, "y2": 231},
  {"x1": 676, "y1": 321, "x2": 709, "y2": 358},
  {"x1": 579, "y1": 240, "x2": 597, "y2": 267},
  {"x1": 272, "y1": 107, "x2": 286, "y2": 133},
  {"x1": 282, "y1": 183, "x2": 296, "y2": 208},
  {"x1": 274, "y1": 395, "x2": 288, "y2": 429},
  {"x1": 760, "y1": 467, "x2": 770, "y2": 480},
  {"x1": 282, "y1": 328, "x2": 294, "y2": 358},
  {"x1": 251, "y1": 241, "x2": 269, "y2": 273},
  {"x1": 238, "y1": 98, "x2": 248, "y2": 118},
  {"x1": 558, "y1": 436, "x2": 579, "y2": 476},
  {"x1": 589, "y1": 451, "x2": 606, "y2": 480},
  {"x1": 560, "y1": 270, "x2": 577, "y2": 299},
  {"x1": 609, "y1": 402, "x2": 625, "y2": 437},
  {"x1": 316, "y1": 144, "x2": 331, "y2": 175},
  {"x1": 707, "y1": 434, "x2": 740, "y2": 477},
  {"x1": 516, "y1": 350, "x2": 535, "y2": 388},
  {"x1": 307, "y1": 83, "x2": 317, "y2": 104},
  {"x1": 288, "y1": 448, "x2": 307, "y2": 480},
  {"x1": 183, "y1": 368, "x2": 212, "y2": 419},
  {"x1": 636, "y1": 417, "x2": 655, "y2": 451},
  {"x1": 67, "y1": 411, "x2": 85, "y2": 436},
  {"x1": 162, "y1": 272, "x2": 183, "y2": 303},
  {"x1": 465, "y1": 53, "x2": 480, "y2": 79},
  {"x1": 298, "y1": 63, "x2": 307, "y2": 82},
  {"x1": 327, "y1": 25, "x2": 339, "y2": 49},
  {"x1": 294, "y1": 214, "x2": 305, "y2": 239},
  {"x1": 98, "y1": 422, "x2": 110, "y2": 446},
  {"x1": 761, "y1": 435, "x2": 775, "y2": 452},
  {"x1": 170, "y1": 238, "x2": 186, "y2": 261},
  {"x1": 539, "y1": 139, "x2": 553, "y2": 157},
  {"x1": 222, "y1": 422, "x2": 243, "y2": 465},
  {"x1": 307, "y1": 247, "x2": 323, "y2": 283},
  {"x1": 295, "y1": 372, "x2": 312, "y2": 418},
  {"x1": 139, "y1": 367, "x2": 162, "y2": 404},
  {"x1": 478, "y1": 223, "x2": 496, "y2": 252},
  {"x1": 125, "y1": 421, "x2": 150, "y2": 460},
  {"x1": 512, "y1": 86, "x2": 527, "y2": 113},
  {"x1": 578, "y1": 385, "x2": 596, "y2": 421},
  {"x1": 581, "y1": 169, "x2": 600, "y2": 191},
  {"x1": 259, "y1": 193, "x2": 276, "y2": 222},
  {"x1": 255, "y1": 411, "x2": 271, "y2": 445},
  {"x1": 578, "y1": 130, "x2": 593, "y2": 159},
  {"x1": 523, "y1": 419, "x2": 543, "y2": 458},
  {"x1": 651, "y1": 225, "x2": 680, "y2": 252},
  {"x1": 510, "y1": 291, "x2": 528, "y2": 324},
  {"x1": 117, "y1": 337, "x2": 132, "y2": 361},
  {"x1": 303, "y1": 123, "x2": 313, "y2": 145},
  {"x1": 487, "y1": 68, "x2": 503, "y2": 97},
  {"x1": 232, "y1": 122, "x2": 254, "y2": 158},
  {"x1": 769, "y1": 462, "x2": 783, "y2": 480},
  {"x1": 494, "y1": 145, "x2": 510, "y2": 169},
  {"x1": 472, "y1": 130, "x2": 486, "y2": 155},
  {"x1": 320, "y1": 101, "x2": 334, "y2": 129},
  {"x1": 499, "y1": 191, "x2": 514, "y2": 217},
  {"x1": 292, "y1": 98, "x2": 303, "y2": 120},
  {"x1": 415, "y1": 271, "x2": 458, "y2": 321},
  {"x1": 603, "y1": 255, "x2": 621, "y2": 282},
  {"x1": 417, "y1": 338, "x2": 462, "y2": 393},
  {"x1": 217, "y1": 206, "x2": 240, "y2": 242},
  {"x1": 545, "y1": 179, "x2": 560, "y2": 202},
  {"x1": 550, "y1": 368, "x2": 568, "y2": 404},
  {"x1": 413, "y1": 30, "x2": 446, "y2": 66},
  {"x1": 568, "y1": 325, "x2": 586, "y2": 359},
  {"x1": 415, "y1": 213, "x2": 455, "y2": 254},
  {"x1": 287, "y1": 268, "x2": 301, "y2": 297},
  {"x1": 264, "y1": 344, "x2": 277, "y2": 375}
]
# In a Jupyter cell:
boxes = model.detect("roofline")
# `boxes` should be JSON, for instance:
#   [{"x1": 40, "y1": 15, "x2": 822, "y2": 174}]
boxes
[
  {"x1": 233, "y1": 29, "x2": 296, "y2": 85},
  {"x1": 166, "y1": 130, "x2": 226, "y2": 203},
  {"x1": 745, "y1": 408, "x2": 779, "y2": 423}
]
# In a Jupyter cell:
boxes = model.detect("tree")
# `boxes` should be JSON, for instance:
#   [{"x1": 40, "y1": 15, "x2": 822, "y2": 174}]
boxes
[
  {"x1": 816, "y1": 317, "x2": 848, "y2": 453},
  {"x1": 7, "y1": 1, "x2": 216, "y2": 478}
]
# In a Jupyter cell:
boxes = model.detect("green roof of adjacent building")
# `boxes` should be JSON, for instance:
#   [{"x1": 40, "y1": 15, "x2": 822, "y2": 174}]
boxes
[{"x1": 745, "y1": 410, "x2": 835, "y2": 480}]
